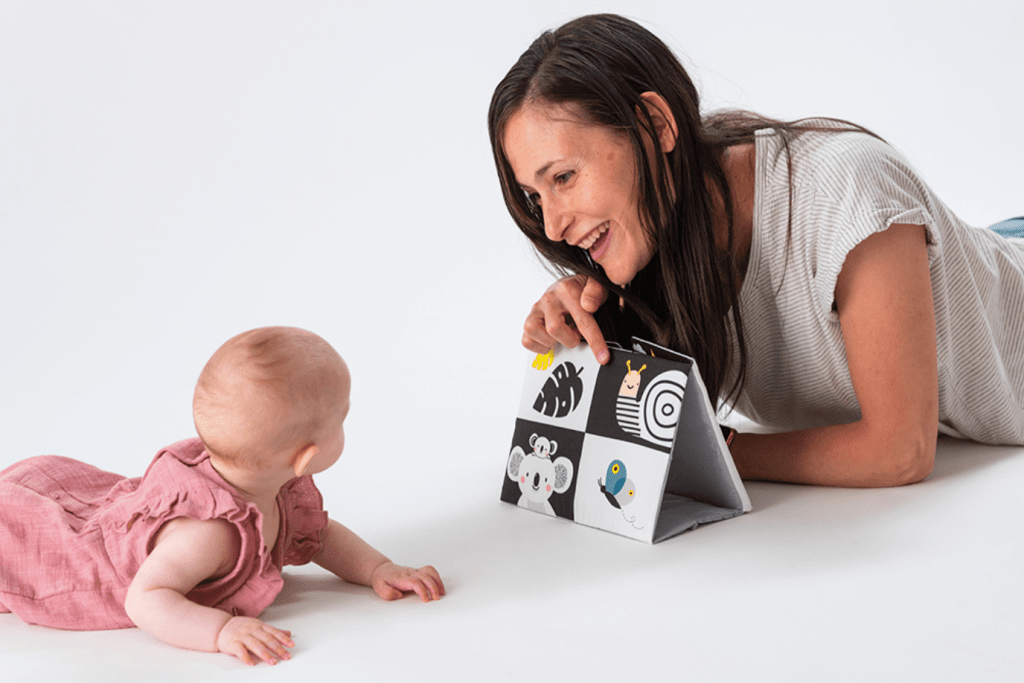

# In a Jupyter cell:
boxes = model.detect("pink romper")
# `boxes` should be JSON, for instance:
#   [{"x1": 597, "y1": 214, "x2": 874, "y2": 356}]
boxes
[{"x1": 0, "y1": 438, "x2": 328, "y2": 630}]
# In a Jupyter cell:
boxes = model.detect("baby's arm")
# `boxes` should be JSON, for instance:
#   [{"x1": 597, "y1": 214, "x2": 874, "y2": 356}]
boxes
[
  {"x1": 313, "y1": 519, "x2": 445, "y2": 602},
  {"x1": 124, "y1": 518, "x2": 293, "y2": 665}
]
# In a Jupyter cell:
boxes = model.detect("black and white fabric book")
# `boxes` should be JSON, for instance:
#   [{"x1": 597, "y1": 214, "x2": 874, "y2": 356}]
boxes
[{"x1": 501, "y1": 339, "x2": 751, "y2": 543}]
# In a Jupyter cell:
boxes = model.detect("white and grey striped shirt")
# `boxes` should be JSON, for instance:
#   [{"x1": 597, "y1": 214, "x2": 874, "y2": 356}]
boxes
[{"x1": 726, "y1": 123, "x2": 1024, "y2": 445}]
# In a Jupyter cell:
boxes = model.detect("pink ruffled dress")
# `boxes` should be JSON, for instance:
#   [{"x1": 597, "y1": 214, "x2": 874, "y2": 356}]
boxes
[{"x1": 0, "y1": 438, "x2": 328, "y2": 630}]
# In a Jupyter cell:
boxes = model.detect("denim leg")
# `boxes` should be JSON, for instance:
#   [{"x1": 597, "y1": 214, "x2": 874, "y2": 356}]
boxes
[{"x1": 989, "y1": 217, "x2": 1024, "y2": 239}]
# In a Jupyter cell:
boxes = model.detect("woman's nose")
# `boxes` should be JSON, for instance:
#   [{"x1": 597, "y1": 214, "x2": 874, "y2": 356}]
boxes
[{"x1": 543, "y1": 198, "x2": 571, "y2": 242}]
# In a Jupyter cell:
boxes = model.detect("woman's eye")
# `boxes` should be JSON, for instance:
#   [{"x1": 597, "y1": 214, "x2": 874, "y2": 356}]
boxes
[{"x1": 554, "y1": 171, "x2": 575, "y2": 184}]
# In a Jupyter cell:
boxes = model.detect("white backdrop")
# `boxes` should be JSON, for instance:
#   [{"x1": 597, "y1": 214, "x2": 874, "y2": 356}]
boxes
[{"x1": 2, "y1": 1, "x2": 1023, "y2": 681}]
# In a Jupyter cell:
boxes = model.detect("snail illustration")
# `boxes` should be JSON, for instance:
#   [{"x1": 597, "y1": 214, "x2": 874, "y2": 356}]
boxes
[
  {"x1": 619, "y1": 359, "x2": 646, "y2": 397},
  {"x1": 615, "y1": 360, "x2": 688, "y2": 448}
]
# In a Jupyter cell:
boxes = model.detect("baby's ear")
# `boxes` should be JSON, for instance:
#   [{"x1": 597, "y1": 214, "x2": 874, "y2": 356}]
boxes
[{"x1": 291, "y1": 443, "x2": 319, "y2": 477}]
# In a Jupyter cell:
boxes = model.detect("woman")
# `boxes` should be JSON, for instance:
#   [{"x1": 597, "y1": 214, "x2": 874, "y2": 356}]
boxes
[{"x1": 488, "y1": 14, "x2": 1024, "y2": 488}]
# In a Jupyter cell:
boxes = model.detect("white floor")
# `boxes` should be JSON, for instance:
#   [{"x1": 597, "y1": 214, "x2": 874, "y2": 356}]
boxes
[
  {"x1": 2, "y1": 1, "x2": 1022, "y2": 681},
  {"x1": 3, "y1": 434, "x2": 1023, "y2": 682}
]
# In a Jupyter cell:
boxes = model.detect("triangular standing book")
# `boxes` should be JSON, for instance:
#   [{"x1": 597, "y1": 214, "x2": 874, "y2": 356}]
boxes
[{"x1": 501, "y1": 340, "x2": 751, "y2": 543}]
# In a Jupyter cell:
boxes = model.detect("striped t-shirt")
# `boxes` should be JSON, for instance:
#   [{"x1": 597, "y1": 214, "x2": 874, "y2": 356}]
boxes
[{"x1": 725, "y1": 123, "x2": 1024, "y2": 445}]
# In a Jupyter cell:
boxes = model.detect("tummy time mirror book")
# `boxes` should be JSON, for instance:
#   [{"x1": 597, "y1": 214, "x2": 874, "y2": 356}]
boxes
[{"x1": 501, "y1": 340, "x2": 751, "y2": 543}]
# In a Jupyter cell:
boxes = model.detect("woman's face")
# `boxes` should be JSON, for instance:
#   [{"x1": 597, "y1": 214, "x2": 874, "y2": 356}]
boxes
[{"x1": 502, "y1": 102, "x2": 655, "y2": 286}]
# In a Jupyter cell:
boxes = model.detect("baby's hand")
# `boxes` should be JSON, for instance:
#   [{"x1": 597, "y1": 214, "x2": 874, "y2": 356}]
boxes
[
  {"x1": 370, "y1": 562, "x2": 445, "y2": 603},
  {"x1": 216, "y1": 616, "x2": 295, "y2": 666}
]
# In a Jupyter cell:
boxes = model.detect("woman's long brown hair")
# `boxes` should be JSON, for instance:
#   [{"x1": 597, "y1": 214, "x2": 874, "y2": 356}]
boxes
[{"x1": 488, "y1": 13, "x2": 880, "y2": 406}]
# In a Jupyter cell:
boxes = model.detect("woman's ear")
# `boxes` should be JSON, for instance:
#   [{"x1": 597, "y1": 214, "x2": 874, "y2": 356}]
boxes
[
  {"x1": 638, "y1": 91, "x2": 677, "y2": 153},
  {"x1": 291, "y1": 443, "x2": 319, "y2": 477}
]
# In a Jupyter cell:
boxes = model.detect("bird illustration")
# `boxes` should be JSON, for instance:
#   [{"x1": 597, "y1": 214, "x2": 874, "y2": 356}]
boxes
[{"x1": 598, "y1": 459, "x2": 636, "y2": 508}]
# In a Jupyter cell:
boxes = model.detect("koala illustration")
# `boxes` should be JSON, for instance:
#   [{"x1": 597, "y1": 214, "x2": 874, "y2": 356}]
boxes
[
  {"x1": 507, "y1": 433, "x2": 574, "y2": 516},
  {"x1": 530, "y1": 434, "x2": 557, "y2": 459}
]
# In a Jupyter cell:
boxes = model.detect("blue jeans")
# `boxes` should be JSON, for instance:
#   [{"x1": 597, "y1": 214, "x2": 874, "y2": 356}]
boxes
[{"x1": 990, "y1": 216, "x2": 1024, "y2": 238}]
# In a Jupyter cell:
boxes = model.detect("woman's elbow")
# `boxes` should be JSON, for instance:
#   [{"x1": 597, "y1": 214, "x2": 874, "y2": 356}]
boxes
[{"x1": 878, "y1": 425, "x2": 937, "y2": 486}]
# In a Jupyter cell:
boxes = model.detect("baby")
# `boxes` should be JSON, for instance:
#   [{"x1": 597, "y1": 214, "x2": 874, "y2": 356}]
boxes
[{"x1": 0, "y1": 326, "x2": 444, "y2": 665}]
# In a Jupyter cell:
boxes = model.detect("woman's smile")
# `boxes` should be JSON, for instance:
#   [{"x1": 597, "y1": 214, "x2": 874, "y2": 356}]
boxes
[
  {"x1": 589, "y1": 226, "x2": 612, "y2": 260},
  {"x1": 575, "y1": 222, "x2": 609, "y2": 253}
]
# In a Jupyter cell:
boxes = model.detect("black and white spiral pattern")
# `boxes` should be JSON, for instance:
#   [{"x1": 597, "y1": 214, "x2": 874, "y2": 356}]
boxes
[{"x1": 615, "y1": 370, "x2": 688, "y2": 447}]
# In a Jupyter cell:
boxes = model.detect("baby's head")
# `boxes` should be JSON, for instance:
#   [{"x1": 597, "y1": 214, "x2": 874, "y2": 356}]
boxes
[{"x1": 193, "y1": 326, "x2": 350, "y2": 474}]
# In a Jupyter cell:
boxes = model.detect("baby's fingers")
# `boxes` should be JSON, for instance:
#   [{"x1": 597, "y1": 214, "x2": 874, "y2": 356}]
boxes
[
  {"x1": 242, "y1": 632, "x2": 292, "y2": 666},
  {"x1": 414, "y1": 579, "x2": 444, "y2": 602},
  {"x1": 256, "y1": 625, "x2": 294, "y2": 663},
  {"x1": 263, "y1": 625, "x2": 295, "y2": 653},
  {"x1": 376, "y1": 582, "x2": 404, "y2": 601},
  {"x1": 223, "y1": 641, "x2": 257, "y2": 666},
  {"x1": 218, "y1": 617, "x2": 293, "y2": 666},
  {"x1": 234, "y1": 627, "x2": 294, "y2": 666},
  {"x1": 409, "y1": 567, "x2": 445, "y2": 602},
  {"x1": 419, "y1": 566, "x2": 445, "y2": 600}
]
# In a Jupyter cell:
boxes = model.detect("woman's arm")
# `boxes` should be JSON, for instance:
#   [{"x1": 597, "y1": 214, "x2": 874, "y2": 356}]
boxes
[
  {"x1": 312, "y1": 518, "x2": 444, "y2": 602},
  {"x1": 729, "y1": 223, "x2": 939, "y2": 487},
  {"x1": 124, "y1": 518, "x2": 294, "y2": 665}
]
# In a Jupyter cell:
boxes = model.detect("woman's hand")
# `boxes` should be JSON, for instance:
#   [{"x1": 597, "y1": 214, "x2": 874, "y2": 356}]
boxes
[
  {"x1": 369, "y1": 562, "x2": 446, "y2": 603},
  {"x1": 216, "y1": 617, "x2": 294, "y2": 666},
  {"x1": 523, "y1": 275, "x2": 611, "y2": 364}
]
